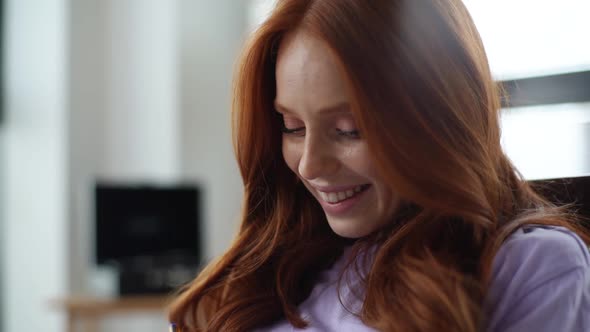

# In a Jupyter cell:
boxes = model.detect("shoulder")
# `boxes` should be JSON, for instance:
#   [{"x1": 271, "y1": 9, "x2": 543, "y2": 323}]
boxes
[
  {"x1": 493, "y1": 225, "x2": 589, "y2": 281},
  {"x1": 485, "y1": 225, "x2": 590, "y2": 332}
]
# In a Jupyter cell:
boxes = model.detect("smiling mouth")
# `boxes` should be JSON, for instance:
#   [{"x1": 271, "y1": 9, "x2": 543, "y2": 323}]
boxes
[{"x1": 318, "y1": 184, "x2": 371, "y2": 204}]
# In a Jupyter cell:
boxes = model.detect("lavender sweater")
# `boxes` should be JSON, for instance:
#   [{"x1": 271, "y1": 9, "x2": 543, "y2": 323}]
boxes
[{"x1": 258, "y1": 226, "x2": 590, "y2": 331}]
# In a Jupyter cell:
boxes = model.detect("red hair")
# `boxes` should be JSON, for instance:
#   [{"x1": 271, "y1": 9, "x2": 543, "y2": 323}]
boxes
[{"x1": 168, "y1": 0, "x2": 590, "y2": 330}]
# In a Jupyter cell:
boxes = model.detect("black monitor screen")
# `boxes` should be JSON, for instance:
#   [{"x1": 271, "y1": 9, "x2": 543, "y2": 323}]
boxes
[{"x1": 95, "y1": 183, "x2": 200, "y2": 265}]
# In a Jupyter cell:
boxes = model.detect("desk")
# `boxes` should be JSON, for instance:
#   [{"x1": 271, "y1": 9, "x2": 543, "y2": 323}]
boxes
[{"x1": 51, "y1": 295, "x2": 172, "y2": 332}]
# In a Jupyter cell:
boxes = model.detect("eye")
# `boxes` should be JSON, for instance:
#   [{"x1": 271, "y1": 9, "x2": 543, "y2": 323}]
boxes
[
  {"x1": 281, "y1": 126, "x2": 306, "y2": 135},
  {"x1": 336, "y1": 128, "x2": 361, "y2": 139},
  {"x1": 335, "y1": 117, "x2": 360, "y2": 139},
  {"x1": 277, "y1": 113, "x2": 305, "y2": 136}
]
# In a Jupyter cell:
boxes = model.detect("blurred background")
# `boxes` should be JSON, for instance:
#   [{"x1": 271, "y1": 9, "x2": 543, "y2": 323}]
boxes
[{"x1": 0, "y1": 0, "x2": 588, "y2": 331}]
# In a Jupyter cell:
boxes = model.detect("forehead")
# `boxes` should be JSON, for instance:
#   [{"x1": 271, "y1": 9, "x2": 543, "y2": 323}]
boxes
[{"x1": 275, "y1": 30, "x2": 350, "y2": 114}]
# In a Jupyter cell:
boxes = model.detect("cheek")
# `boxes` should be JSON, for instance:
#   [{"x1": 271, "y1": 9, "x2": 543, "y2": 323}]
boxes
[
  {"x1": 282, "y1": 141, "x2": 301, "y2": 174},
  {"x1": 345, "y1": 149, "x2": 395, "y2": 207},
  {"x1": 374, "y1": 179, "x2": 399, "y2": 221},
  {"x1": 342, "y1": 145, "x2": 375, "y2": 177}
]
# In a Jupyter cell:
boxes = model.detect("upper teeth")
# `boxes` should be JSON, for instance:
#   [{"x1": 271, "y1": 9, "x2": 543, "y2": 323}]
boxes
[{"x1": 319, "y1": 185, "x2": 365, "y2": 204}]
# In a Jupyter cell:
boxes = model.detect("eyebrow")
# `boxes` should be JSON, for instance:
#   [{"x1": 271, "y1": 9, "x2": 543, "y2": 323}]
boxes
[{"x1": 273, "y1": 100, "x2": 351, "y2": 115}]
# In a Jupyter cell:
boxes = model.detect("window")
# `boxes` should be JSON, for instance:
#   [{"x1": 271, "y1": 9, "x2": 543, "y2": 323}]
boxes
[
  {"x1": 463, "y1": 0, "x2": 590, "y2": 179},
  {"x1": 462, "y1": 0, "x2": 590, "y2": 80},
  {"x1": 247, "y1": 0, "x2": 277, "y2": 32}
]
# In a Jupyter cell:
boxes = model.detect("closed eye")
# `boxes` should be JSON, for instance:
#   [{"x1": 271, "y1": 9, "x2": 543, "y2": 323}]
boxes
[
  {"x1": 276, "y1": 111, "x2": 305, "y2": 136},
  {"x1": 336, "y1": 128, "x2": 360, "y2": 138},
  {"x1": 281, "y1": 126, "x2": 305, "y2": 135}
]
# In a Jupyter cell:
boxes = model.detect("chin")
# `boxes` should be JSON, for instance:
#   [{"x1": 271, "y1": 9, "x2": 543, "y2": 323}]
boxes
[{"x1": 327, "y1": 218, "x2": 376, "y2": 239}]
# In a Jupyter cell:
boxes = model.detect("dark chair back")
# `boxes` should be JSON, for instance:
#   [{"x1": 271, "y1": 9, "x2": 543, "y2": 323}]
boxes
[{"x1": 530, "y1": 175, "x2": 590, "y2": 230}]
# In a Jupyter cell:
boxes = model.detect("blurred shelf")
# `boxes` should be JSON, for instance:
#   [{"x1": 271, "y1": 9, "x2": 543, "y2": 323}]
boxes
[{"x1": 51, "y1": 295, "x2": 173, "y2": 332}]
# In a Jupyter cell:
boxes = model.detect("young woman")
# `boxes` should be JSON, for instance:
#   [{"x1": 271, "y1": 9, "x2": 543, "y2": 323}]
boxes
[{"x1": 168, "y1": 0, "x2": 590, "y2": 331}]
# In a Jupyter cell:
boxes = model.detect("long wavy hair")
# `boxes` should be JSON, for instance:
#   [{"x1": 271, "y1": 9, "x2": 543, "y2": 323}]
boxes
[{"x1": 168, "y1": 0, "x2": 590, "y2": 331}]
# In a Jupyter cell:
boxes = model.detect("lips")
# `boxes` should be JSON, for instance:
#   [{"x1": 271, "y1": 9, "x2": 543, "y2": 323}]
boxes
[
  {"x1": 312, "y1": 183, "x2": 371, "y2": 216},
  {"x1": 317, "y1": 184, "x2": 370, "y2": 204}
]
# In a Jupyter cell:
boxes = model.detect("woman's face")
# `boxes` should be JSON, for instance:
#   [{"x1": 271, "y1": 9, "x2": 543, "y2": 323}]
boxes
[{"x1": 275, "y1": 30, "x2": 397, "y2": 238}]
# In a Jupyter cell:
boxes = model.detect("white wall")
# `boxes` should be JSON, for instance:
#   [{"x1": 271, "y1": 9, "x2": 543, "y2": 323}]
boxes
[
  {"x1": 1, "y1": 0, "x2": 248, "y2": 331},
  {"x1": 68, "y1": 0, "x2": 182, "y2": 293},
  {"x1": 1, "y1": 0, "x2": 68, "y2": 332},
  {"x1": 68, "y1": 1, "x2": 181, "y2": 330},
  {"x1": 66, "y1": 0, "x2": 247, "y2": 331},
  {"x1": 177, "y1": 0, "x2": 245, "y2": 260},
  {"x1": 68, "y1": 0, "x2": 108, "y2": 297},
  {"x1": 102, "y1": 0, "x2": 181, "y2": 180}
]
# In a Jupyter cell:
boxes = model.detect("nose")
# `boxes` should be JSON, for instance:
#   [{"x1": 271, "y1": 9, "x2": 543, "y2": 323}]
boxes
[{"x1": 297, "y1": 133, "x2": 340, "y2": 181}]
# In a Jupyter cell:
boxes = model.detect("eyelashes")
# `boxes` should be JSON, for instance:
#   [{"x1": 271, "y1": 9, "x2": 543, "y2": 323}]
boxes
[
  {"x1": 281, "y1": 126, "x2": 360, "y2": 138},
  {"x1": 275, "y1": 112, "x2": 361, "y2": 138},
  {"x1": 280, "y1": 126, "x2": 305, "y2": 135},
  {"x1": 278, "y1": 113, "x2": 306, "y2": 135},
  {"x1": 280, "y1": 124, "x2": 361, "y2": 139},
  {"x1": 336, "y1": 128, "x2": 360, "y2": 138}
]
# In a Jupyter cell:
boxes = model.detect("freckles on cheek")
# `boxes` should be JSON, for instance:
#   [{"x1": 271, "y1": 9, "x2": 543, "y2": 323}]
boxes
[
  {"x1": 341, "y1": 144, "x2": 364, "y2": 161},
  {"x1": 342, "y1": 144, "x2": 378, "y2": 177},
  {"x1": 342, "y1": 146, "x2": 354, "y2": 158}
]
